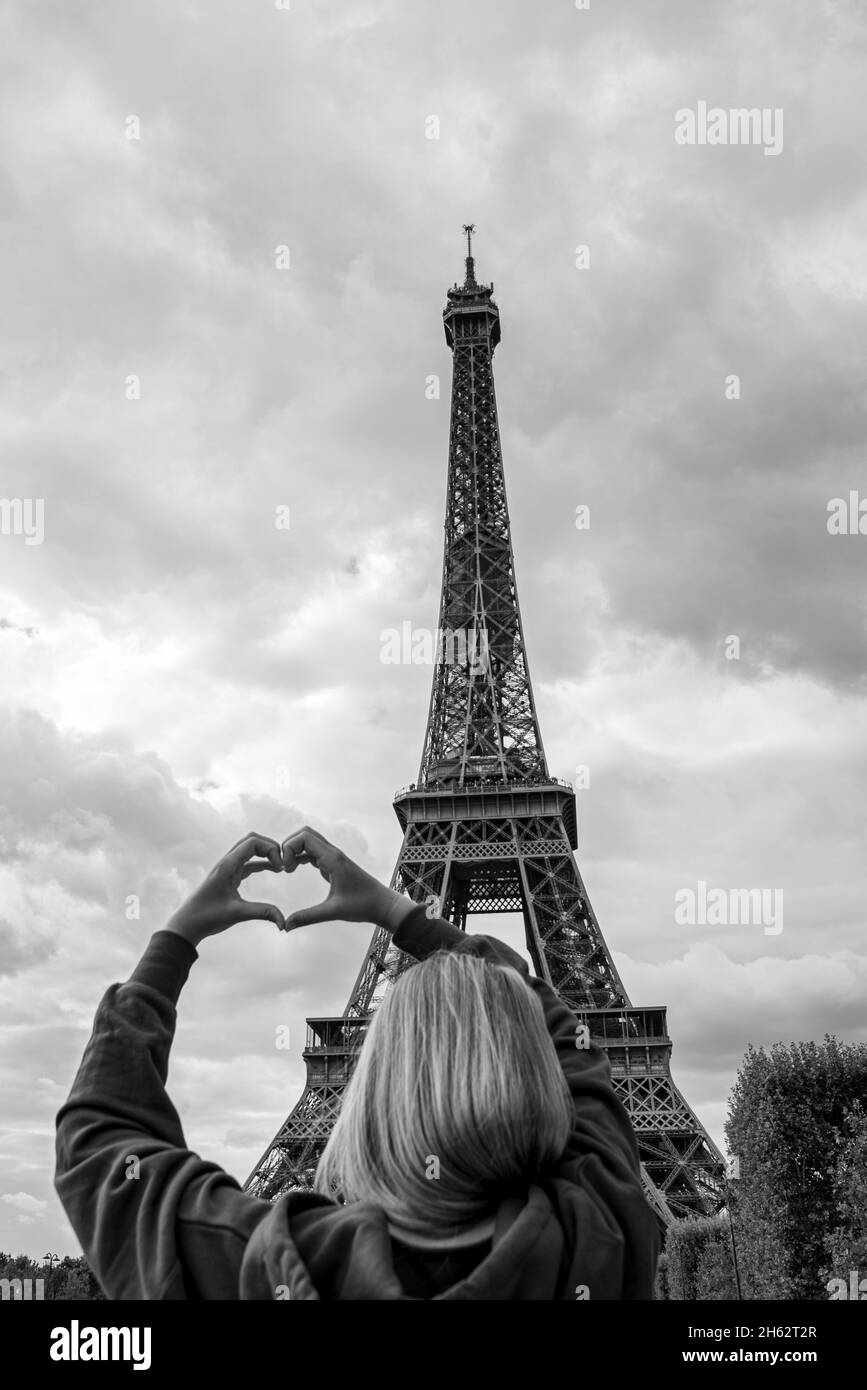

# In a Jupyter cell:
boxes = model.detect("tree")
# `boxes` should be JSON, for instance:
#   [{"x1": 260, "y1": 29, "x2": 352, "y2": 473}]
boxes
[
  {"x1": 725, "y1": 1035, "x2": 867, "y2": 1299},
  {"x1": 0, "y1": 1251, "x2": 104, "y2": 1299},
  {"x1": 663, "y1": 1216, "x2": 736, "y2": 1300},
  {"x1": 821, "y1": 1102, "x2": 867, "y2": 1290},
  {"x1": 695, "y1": 1225, "x2": 739, "y2": 1300}
]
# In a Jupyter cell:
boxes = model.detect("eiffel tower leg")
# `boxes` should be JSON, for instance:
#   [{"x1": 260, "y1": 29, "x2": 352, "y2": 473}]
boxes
[
  {"x1": 243, "y1": 1053, "x2": 361, "y2": 1202},
  {"x1": 507, "y1": 822, "x2": 725, "y2": 1223},
  {"x1": 513, "y1": 818, "x2": 629, "y2": 1007},
  {"x1": 621, "y1": 1078, "x2": 727, "y2": 1222}
]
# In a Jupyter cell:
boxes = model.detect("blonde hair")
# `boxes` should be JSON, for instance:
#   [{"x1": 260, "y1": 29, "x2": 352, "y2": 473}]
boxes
[{"x1": 314, "y1": 949, "x2": 572, "y2": 1239}]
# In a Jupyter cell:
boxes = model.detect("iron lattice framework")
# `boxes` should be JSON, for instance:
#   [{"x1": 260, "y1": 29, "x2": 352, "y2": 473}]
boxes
[{"x1": 244, "y1": 232, "x2": 725, "y2": 1223}]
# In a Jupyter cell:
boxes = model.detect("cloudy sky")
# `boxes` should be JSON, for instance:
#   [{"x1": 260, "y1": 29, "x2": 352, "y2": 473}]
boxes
[{"x1": 1, "y1": 0, "x2": 865, "y2": 1256}]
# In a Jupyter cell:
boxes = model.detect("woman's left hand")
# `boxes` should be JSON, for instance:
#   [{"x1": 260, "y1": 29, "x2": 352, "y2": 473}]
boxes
[{"x1": 164, "y1": 833, "x2": 285, "y2": 948}]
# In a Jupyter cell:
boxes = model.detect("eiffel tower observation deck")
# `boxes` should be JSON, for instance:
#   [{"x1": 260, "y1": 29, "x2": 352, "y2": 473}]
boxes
[{"x1": 244, "y1": 228, "x2": 725, "y2": 1223}]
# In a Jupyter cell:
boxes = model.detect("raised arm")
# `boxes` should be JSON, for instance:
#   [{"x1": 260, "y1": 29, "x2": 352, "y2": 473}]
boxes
[{"x1": 54, "y1": 834, "x2": 290, "y2": 1299}]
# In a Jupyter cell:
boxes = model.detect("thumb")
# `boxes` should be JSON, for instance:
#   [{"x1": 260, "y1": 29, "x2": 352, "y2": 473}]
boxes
[
  {"x1": 282, "y1": 897, "x2": 337, "y2": 933},
  {"x1": 237, "y1": 900, "x2": 285, "y2": 930}
]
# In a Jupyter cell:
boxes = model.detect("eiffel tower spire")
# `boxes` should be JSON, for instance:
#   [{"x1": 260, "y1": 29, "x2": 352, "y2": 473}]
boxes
[
  {"x1": 244, "y1": 231, "x2": 725, "y2": 1222},
  {"x1": 462, "y1": 221, "x2": 477, "y2": 288}
]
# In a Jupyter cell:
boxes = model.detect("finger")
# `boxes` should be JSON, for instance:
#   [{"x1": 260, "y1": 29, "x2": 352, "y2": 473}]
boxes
[
  {"x1": 224, "y1": 831, "x2": 272, "y2": 858},
  {"x1": 281, "y1": 850, "x2": 314, "y2": 873},
  {"x1": 238, "y1": 861, "x2": 278, "y2": 882},
  {"x1": 281, "y1": 827, "x2": 335, "y2": 872},
  {"x1": 281, "y1": 897, "x2": 338, "y2": 933},
  {"x1": 235, "y1": 900, "x2": 285, "y2": 930},
  {"x1": 225, "y1": 834, "x2": 282, "y2": 875}
]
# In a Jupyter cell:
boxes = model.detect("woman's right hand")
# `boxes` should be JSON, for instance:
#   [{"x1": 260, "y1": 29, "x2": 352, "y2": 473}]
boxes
[{"x1": 279, "y1": 826, "x2": 415, "y2": 935}]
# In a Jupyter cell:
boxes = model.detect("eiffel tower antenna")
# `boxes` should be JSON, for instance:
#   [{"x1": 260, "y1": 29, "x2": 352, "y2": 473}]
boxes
[
  {"x1": 244, "y1": 232, "x2": 725, "y2": 1222},
  {"x1": 462, "y1": 222, "x2": 476, "y2": 286}
]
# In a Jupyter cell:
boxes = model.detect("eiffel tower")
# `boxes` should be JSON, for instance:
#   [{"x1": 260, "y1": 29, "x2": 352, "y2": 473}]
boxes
[{"x1": 244, "y1": 228, "x2": 725, "y2": 1224}]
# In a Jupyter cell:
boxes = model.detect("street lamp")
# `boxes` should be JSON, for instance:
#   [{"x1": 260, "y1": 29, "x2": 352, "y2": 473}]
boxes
[{"x1": 43, "y1": 1251, "x2": 59, "y2": 1296}]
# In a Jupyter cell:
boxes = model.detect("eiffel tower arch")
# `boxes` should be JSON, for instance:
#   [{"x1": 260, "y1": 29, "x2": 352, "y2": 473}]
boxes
[{"x1": 244, "y1": 230, "x2": 725, "y2": 1224}]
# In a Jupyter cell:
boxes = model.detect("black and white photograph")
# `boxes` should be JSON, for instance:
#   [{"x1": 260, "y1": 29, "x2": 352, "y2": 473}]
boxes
[{"x1": 0, "y1": 0, "x2": 865, "y2": 1350}]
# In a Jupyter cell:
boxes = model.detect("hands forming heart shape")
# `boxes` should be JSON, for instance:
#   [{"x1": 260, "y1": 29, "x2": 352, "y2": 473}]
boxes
[{"x1": 165, "y1": 827, "x2": 409, "y2": 949}]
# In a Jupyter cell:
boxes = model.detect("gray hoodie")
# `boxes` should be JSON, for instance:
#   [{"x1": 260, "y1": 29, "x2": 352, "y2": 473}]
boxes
[{"x1": 55, "y1": 906, "x2": 659, "y2": 1300}]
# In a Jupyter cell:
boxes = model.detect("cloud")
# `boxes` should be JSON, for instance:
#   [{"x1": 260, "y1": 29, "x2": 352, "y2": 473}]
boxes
[
  {"x1": 1, "y1": 1191, "x2": 48, "y2": 1225},
  {"x1": 1, "y1": 0, "x2": 866, "y2": 1254},
  {"x1": 0, "y1": 618, "x2": 37, "y2": 638},
  {"x1": 624, "y1": 944, "x2": 867, "y2": 1070},
  {"x1": 0, "y1": 918, "x2": 57, "y2": 979}
]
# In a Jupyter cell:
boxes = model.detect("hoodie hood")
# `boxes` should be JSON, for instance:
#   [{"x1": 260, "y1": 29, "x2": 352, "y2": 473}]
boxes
[{"x1": 238, "y1": 1181, "x2": 634, "y2": 1301}]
